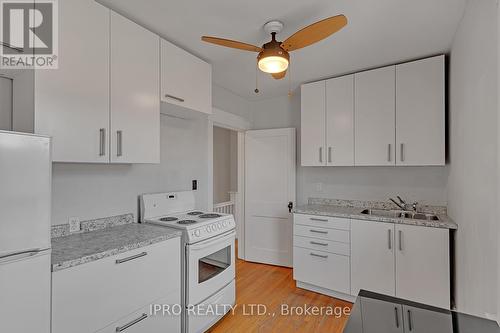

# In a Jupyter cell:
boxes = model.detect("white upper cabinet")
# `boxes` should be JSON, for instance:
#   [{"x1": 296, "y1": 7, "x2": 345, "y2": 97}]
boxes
[
  {"x1": 110, "y1": 12, "x2": 160, "y2": 164},
  {"x1": 35, "y1": 0, "x2": 110, "y2": 163},
  {"x1": 355, "y1": 66, "x2": 396, "y2": 166},
  {"x1": 326, "y1": 75, "x2": 354, "y2": 166},
  {"x1": 161, "y1": 39, "x2": 212, "y2": 114},
  {"x1": 301, "y1": 81, "x2": 326, "y2": 166},
  {"x1": 396, "y1": 55, "x2": 445, "y2": 166},
  {"x1": 300, "y1": 55, "x2": 445, "y2": 167}
]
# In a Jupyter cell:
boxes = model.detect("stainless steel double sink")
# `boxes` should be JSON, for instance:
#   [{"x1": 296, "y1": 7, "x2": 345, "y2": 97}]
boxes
[{"x1": 360, "y1": 208, "x2": 440, "y2": 221}]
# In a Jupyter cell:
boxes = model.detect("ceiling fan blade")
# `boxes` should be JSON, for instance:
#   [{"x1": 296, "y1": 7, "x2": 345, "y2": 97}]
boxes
[
  {"x1": 201, "y1": 36, "x2": 262, "y2": 52},
  {"x1": 281, "y1": 15, "x2": 347, "y2": 52},
  {"x1": 271, "y1": 70, "x2": 287, "y2": 80}
]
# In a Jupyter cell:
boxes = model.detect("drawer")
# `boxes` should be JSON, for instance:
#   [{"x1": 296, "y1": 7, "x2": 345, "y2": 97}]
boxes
[
  {"x1": 294, "y1": 235, "x2": 350, "y2": 256},
  {"x1": 97, "y1": 293, "x2": 181, "y2": 333},
  {"x1": 294, "y1": 224, "x2": 350, "y2": 243},
  {"x1": 52, "y1": 237, "x2": 181, "y2": 333},
  {"x1": 294, "y1": 214, "x2": 350, "y2": 230},
  {"x1": 293, "y1": 247, "x2": 350, "y2": 294}
]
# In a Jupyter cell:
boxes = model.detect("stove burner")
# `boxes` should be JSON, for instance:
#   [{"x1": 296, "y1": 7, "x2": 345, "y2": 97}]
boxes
[
  {"x1": 187, "y1": 211, "x2": 204, "y2": 216},
  {"x1": 177, "y1": 219, "x2": 198, "y2": 225},
  {"x1": 199, "y1": 213, "x2": 222, "y2": 219},
  {"x1": 159, "y1": 217, "x2": 178, "y2": 222}
]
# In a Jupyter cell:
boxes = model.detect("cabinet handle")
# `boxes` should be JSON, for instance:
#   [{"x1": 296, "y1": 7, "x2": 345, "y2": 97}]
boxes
[
  {"x1": 115, "y1": 313, "x2": 148, "y2": 332},
  {"x1": 164, "y1": 94, "x2": 185, "y2": 102},
  {"x1": 310, "y1": 252, "x2": 328, "y2": 259},
  {"x1": 407, "y1": 310, "x2": 413, "y2": 331},
  {"x1": 328, "y1": 147, "x2": 332, "y2": 163},
  {"x1": 400, "y1": 143, "x2": 405, "y2": 162},
  {"x1": 116, "y1": 130, "x2": 123, "y2": 157},
  {"x1": 387, "y1": 144, "x2": 392, "y2": 162},
  {"x1": 115, "y1": 251, "x2": 147, "y2": 264},
  {"x1": 309, "y1": 229, "x2": 328, "y2": 234},
  {"x1": 310, "y1": 217, "x2": 328, "y2": 222},
  {"x1": 399, "y1": 230, "x2": 403, "y2": 251},
  {"x1": 99, "y1": 128, "x2": 106, "y2": 156},
  {"x1": 388, "y1": 229, "x2": 392, "y2": 250},
  {"x1": 319, "y1": 147, "x2": 323, "y2": 163},
  {"x1": 310, "y1": 241, "x2": 328, "y2": 246},
  {"x1": 394, "y1": 307, "x2": 400, "y2": 328}
]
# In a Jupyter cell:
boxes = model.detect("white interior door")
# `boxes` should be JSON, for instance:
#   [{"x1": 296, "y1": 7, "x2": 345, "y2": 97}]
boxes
[{"x1": 245, "y1": 128, "x2": 296, "y2": 267}]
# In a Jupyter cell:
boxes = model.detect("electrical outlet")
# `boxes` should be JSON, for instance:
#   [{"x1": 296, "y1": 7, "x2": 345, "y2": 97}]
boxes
[
  {"x1": 316, "y1": 182, "x2": 323, "y2": 192},
  {"x1": 68, "y1": 217, "x2": 80, "y2": 233}
]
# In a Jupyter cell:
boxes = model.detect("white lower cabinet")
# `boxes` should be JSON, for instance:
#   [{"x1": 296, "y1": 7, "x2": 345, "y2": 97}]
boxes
[
  {"x1": 293, "y1": 214, "x2": 450, "y2": 308},
  {"x1": 52, "y1": 238, "x2": 181, "y2": 333},
  {"x1": 97, "y1": 293, "x2": 180, "y2": 333},
  {"x1": 351, "y1": 219, "x2": 395, "y2": 297},
  {"x1": 395, "y1": 224, "x2": 450, "y2": 309},
  {"x1": 293, "y1": 214, "x2": 351, "y2": 299}
]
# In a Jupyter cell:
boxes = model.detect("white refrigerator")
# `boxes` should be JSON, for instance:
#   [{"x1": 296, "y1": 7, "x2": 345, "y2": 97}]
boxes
[{"x1": 0, "y1": 131, "x2": 51, "y2": 333}]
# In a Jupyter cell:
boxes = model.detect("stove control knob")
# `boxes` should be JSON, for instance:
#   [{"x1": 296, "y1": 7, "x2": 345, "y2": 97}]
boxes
[
  {"x1": 222, "y1": 221, "x2": 227, "y2": 227},
  {"x1": 211, "y1": 225, "x2": 216, "y2": 231},
  {"x1": 194, "y1": 229, "x2": 201, "y2": 237},
  {"x1": 205, "y1": 227, "x2": 211, "y2": 233}
]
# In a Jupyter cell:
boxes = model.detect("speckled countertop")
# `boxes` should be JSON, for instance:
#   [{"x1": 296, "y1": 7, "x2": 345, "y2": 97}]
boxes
[
  {"x1": 51, "y1": 223, "x2": 182, "y2": 272},
  {"x1": 294, "y1": 198, "x2": 457, "y2": 229}
]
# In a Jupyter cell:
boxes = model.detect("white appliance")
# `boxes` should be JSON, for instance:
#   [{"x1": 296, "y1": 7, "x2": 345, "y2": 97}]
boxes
[
  {"x1": 140, "y1": 191, "x2": 236, "y2": 333},
  {"x1": 0, "y1": 131, "x2": 51, "y2": 333}
]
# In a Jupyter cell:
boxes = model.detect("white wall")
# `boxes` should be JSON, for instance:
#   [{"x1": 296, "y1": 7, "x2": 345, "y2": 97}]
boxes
[
  {"x1": 51, "y1": 104, "x2": 209, "y2": 225},
  {"x1": 251, "y1": 93, "x2": 449, "y2": 206},
  {"x1": 213, "y1": 126, "x2": 231, "y2": 203},
  {"x1": 448, "y1": 0, "x2": 498, "y2": 318},
  {"x1": 212, "y1": 84, "x2": 253, "y2": 123}
]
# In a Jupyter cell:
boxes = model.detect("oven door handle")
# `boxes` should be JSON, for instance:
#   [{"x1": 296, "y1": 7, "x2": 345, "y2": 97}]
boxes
[{"x1": 188, "y1": 230, "x2": 235, "y2": 251}]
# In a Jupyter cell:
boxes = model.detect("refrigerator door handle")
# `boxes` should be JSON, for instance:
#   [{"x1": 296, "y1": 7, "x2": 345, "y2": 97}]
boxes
[{"x1": 0, "y1": 248, "x2": 45, "y2": 262}]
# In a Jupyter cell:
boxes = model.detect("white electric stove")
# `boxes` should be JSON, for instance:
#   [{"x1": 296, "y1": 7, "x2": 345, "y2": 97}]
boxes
[{"x1": 140, "y1": 191, "x2": 236, "y2": 333}]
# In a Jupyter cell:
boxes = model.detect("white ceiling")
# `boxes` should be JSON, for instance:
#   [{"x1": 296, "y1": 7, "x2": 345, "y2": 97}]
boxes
[{"x1": 97, "y1": 0, "x2": 466, "y2": 101}]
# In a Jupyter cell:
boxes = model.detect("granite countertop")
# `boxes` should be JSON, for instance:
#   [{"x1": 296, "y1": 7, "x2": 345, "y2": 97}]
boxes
[
  {"x1": 294, "y1": 201, "x2": 457, "y2": 230},
  {"x1": 51, "y1": 223, "x2": 182, "y2": 272}
]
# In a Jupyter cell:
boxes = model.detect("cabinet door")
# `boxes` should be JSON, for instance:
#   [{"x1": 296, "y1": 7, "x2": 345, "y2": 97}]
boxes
[
  {"x1": 355, "y1": 66, "x2": 396, "y2": 165},
  {"x1": 35, "y1": 0, "x2": 109, "y2": 162},
  {"x1": 396, "y1": 55, "x2": 445, "y2": 166},
  {"x1": 395, "y1": 224, "x2": 450, "y2": 308},
  {"x1": 402, "y1": 305, "x2": 452, "y2": 333},
  {"x1": 351, "y1": 219, "x2": 395, "y2": 296},
  {"x1": 360, "y1": 297, "x2": 404, "y2": 333},
  {"x1": 0, "y1": 251, "x2": 51, "y2": 333},
  {"x1": 110, "y1": 12, "x2": 160, "y2": 163},
  {"x1": 326, "y1": 75, "x2": 354, "y2": 166},
  {"x1": 161, "y1": 39, "x2": 212, "y2": 114},
  {"x1": 300, "y1": 81, "x2": 326, "y2": 166}
]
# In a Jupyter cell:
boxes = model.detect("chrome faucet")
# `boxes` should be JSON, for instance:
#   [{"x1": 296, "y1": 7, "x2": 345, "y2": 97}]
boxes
[{"x1": 389, "y1": 196, "x2": 418, "y2": 211}]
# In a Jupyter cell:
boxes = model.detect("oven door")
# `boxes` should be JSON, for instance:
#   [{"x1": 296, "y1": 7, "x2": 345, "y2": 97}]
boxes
[{"x1": 186, "y1": 230, "x2": 235, "y2": 306}]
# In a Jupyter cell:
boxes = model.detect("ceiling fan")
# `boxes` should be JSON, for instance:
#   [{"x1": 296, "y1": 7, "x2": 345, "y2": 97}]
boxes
[{"x1": 201, "y1": 15, "x2": 347, "y2": 80}]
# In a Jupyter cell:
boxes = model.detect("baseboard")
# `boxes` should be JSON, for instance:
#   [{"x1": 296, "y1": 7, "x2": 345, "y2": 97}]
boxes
[{"x1": 296, "y1": 281, "x2": 356, "y2": 303}]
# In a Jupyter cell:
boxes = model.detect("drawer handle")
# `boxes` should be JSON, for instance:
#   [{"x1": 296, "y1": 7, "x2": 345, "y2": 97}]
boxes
[
  {"x1": 309, "y1": 229, "x2": 328, "y2": 234},
  {"x1": 165, "y1": 94, "x2": 185, "y2": 102},
  {"x1": 116, "y1": 313, "x2": 148, "y2": 332},
  {"x1": 115, "y1": 252, "x2": 147, "y2": 264},
  {"x1": 310, "y1": 252, "x2": 328, "y2": 259},
  {"x1": 99, "y1": 128, "x2": 106, "y2": 156},
  {"x1": 116, "y1": 130, "x2": 123, "y2": 157},
  {"x1": 310, "y1": 217, "x2": 328, "y2": 222},
  {"x1": 310, "y1": 241, "x2": 328, "y2": 246}
]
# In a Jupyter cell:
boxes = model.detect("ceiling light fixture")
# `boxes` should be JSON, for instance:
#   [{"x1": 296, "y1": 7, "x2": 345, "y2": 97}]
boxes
[{"x1": 257, "y1": 32, "x2": 289, "y2": 74}]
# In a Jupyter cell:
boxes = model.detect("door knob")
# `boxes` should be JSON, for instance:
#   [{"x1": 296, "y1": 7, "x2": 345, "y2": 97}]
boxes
[{"x1": 288, "y1": 201, "x2": 293, "y2": 213}]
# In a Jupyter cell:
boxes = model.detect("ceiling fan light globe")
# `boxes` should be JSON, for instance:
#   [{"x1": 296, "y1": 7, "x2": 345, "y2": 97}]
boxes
[{"x1": 258, "y1": 56, "x2": 289, "y2": 74}]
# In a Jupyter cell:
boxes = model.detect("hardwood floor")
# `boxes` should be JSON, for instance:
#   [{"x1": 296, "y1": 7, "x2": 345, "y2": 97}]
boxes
[{"x1": 208, "y1": 246, "x2": 353, "y2": 333}]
